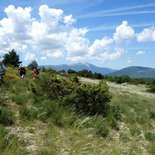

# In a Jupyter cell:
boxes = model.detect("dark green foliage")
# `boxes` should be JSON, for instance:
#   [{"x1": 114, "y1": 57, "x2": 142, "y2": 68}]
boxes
[
  {"x1": 145, "y1": 132, "x2": 155, "y2": 143},
  {"x1": 105, "y1": 75, "x2": 155, "y2": 85},
  {"x1": 27, "y1": 60, "x2": 38, "y2": 69},
  {"x1": 70, "y1": 75, "x2": 79, "y2": 83},
  {"x1": 149, "y1": 110, "x2": 155, "y2": 119},
  {"x1": 3, "y1": 49, "x2": 21, "y2": 67},
  {"x1": 62, "y1": 82, "x2": 111, "y2": 115},
  {"x1": 148, "y1": 84, "x2": 155, "y2": 93},
  {"x1": 30, "y1": 75, "x2": 111, "y2": 116},
  {"x1": 95, "y1": 121, "x2": 109, "y2": 138},
  {"x1": 114, "y1": 75, "x2": 131, "y2": 84},
  {"x1": 68, "y1": 69, "x2": 77, "y2": 74},
  {"x1": 78, "y1": 69, "x2": 94, "y2": 78},
  {"x1": 93, "y1": 72, "x2": 104, "y2": 79},
  {"x1": 0, "y1": 106, "x2": 14, "y2": 125}
]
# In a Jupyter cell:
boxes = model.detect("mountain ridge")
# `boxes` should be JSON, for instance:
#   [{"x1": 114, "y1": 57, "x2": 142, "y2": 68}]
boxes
[{"x1": 41, "y1": 63, "x2": 155, "y2": 78}]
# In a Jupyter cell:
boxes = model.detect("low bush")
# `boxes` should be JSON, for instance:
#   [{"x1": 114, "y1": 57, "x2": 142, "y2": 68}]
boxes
[
  {"x1": 62, "y1": 81, "x2": 111, "y2": 115},
  {"x1": 30, "y1": 75, "x2": 111, "y2": 116}
]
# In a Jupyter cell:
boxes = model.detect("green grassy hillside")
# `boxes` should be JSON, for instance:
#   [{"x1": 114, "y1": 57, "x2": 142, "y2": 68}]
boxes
[{"x1": 0, "y1": 69, "x2": 155, "y2": 155}]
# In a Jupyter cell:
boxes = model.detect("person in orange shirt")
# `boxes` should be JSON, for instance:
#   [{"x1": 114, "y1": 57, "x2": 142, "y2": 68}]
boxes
[{"x1": 33, "y1": 66, "x2": 39, "y2": 80}]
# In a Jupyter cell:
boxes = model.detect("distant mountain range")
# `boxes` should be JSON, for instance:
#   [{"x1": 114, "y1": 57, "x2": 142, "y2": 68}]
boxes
[
  {"x1": 42, "y1": 63, "x2": 155, "y2": 79},
  {"x1": 43, "y1": 63, "x2": 115, "y2": 74},
  {"x1": 109, "y1": 66, "x2": 155, "y2": 79}
]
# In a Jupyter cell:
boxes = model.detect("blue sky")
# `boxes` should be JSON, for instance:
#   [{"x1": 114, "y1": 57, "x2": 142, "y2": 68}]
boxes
[{"x1": 0, "y1": 0, "x2": 155, "y2": 69}]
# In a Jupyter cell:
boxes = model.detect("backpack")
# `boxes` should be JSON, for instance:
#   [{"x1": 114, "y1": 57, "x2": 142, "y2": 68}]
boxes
[
  {"x1": 20, "y1": 67, "x2": 26, "y2": 74},
  {"x1": 0, "y1": 64, "x2": 5, "y2": 75}
]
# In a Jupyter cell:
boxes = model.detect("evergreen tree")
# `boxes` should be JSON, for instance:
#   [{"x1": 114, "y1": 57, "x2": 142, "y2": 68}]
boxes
[
  {"x1": 27, "y1": 60, "x2": 38, "y2": 69},
  {"x1": 3, "y1": 49, "x2": 21, "y2": 66}
]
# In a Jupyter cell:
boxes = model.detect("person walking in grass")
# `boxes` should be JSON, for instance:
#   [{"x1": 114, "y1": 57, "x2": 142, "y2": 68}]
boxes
[
  {"x1": 19, "y1": 65, "x2": 26, "y2": 78},
  {"x1": 0, "y1": 60, "x2": 6, "y2": 84},
  {"x1": 33, "y1": 66, "x2": 39, "y2": 80}
]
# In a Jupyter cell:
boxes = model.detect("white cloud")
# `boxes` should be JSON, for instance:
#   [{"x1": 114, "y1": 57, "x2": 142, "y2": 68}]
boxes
[
  {"x1": 41, "y1": 57, "x2": 47, "y2": 61},
  {"x1": 127, "y1": 59, "x2": 131, "y2": 63},
  {"x1": 46, "y1": 50, "x2": 64, "y2": 58},
  {"x1": 136, "y1": 27, "x2": 155, "y2": 42},
  {"x1": 0, "y1": 5, "x2": 141, "y2": 64},
  {"x1": 88, "y1": 37, "x2": 113, "y2": 56},
  {"x1": 136, "y1": 50, "x2": 145, "y2": 55},
  {"x1": 24, "y1": 52, "x2": 36, "y2": 61},
  {"x1": 113, "y1": 21, "x2": 135, "y2": 42},
  {"x1": 64, "y1": 15, "x2": 76, "y2": 26},
  {"x1": 99, "y1": 48, "x2": 125, "y2": 63}
]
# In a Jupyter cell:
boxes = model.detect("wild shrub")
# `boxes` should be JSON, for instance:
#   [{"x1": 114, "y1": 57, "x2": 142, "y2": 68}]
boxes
[
  {"x1": 0, "y1": 106, "x2": 14, "y2": 125},
  {"x1": 30, "y1": 75, "x2": 111, "y2": 115},
  {"x1": 5, "y1": 73, "x2": 20, "y2": 80},
  {"x1": 62, "y1": 82, "x2": 111, "y2": 115},
  {"x1": 148, "y1": 84, "x2": 155, "y2": 93}
]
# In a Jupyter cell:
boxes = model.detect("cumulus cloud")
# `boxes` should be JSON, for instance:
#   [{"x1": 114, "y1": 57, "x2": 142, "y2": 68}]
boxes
[
  {"x1": 0, "y1": 5, "x2": 136, "y2": 64},
  {"x1": 99, "y1": 48, "x2": 125, "y2": 63},
  {"x1": 113, "y1": 21, "x2": 135, "y2": 42},
  {"x1": 88, "y1": 37, "x2": 113, "y2": 56},
  {"x1": 136, "y1": 27, "x2": 155, "y2": 42},
  {"x1": 24, "y1": 52, "x2": 36, "y2": 61},
  {"x1": 136, "y1": 50, "x2": 145, "y2": 55},
  {"x1": 41, "y1": 56, "x2": 47, "y2": 61}
]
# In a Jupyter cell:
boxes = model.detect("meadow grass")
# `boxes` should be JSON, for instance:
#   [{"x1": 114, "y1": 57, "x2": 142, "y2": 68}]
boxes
[{"x1": 0, "y1": 72, "x2": 155, "y2": 154}]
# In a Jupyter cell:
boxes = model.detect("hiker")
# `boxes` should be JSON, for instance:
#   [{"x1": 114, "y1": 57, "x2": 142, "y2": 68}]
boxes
[
  {"x1": 0, "y1": 61, "x2": 6, "y2": 84},
  {"x1": 19, "y1": 65, "x2": 26, "y2": 78},
  {"x1": 33, "y1": 66, "x2": 39, "y2": 80}
]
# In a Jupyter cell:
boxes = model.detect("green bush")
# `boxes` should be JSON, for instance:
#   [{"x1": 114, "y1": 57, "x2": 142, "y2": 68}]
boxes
[
  {"x1": 62, "y1": 81, "x2": 111, "y2": 115},
  {"x1": 148, "y1": 84, "x2": 155, "y2": 93},
  {"x1": 31, "y1": 75, "x2": 111, "y2": 116}
]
